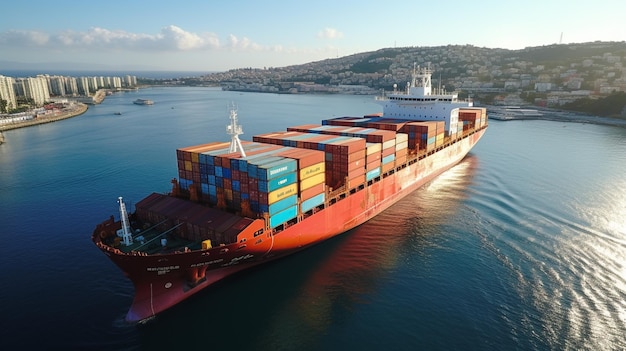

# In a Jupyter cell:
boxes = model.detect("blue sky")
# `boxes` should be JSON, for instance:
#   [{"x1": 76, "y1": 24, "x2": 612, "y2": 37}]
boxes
[{"x1": 1, "y1": 0, "x2": 624, "y2": 72}]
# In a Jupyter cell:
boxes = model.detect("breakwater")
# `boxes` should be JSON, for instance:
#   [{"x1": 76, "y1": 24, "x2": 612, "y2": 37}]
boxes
[{"x1": 0, "y1": 103, "x2": 88, "y2": 131}]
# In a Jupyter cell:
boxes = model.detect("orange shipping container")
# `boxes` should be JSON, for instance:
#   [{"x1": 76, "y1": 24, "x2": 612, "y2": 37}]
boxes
[
  {"x1": 300, "y1": 182, "x2": 325, "y2": 201},
  {"x1": 382, "y1": 161, "x2": 395, "y2": 174},
  {"x1": 348, "y1": 157, "x2": 366, "y2": 172},
  {"x1": 382, "y1": 146, "x2": 395, "y2": 157},
  {"x1": 366, "y1": 158, "x2": 381, "y2": 171},
  {"x1": 278, "y1": 148, "x2": 325, "y2": 169},
  {"x1": 366, "y1": 150, "x2": 381, "y2": 163},
  {"x1": 178, "y1": 141, "x2": 229, "y2": 153},
  {"x1": 347, "y1": 174, "x2": 365, "y2": 188},
  {"x1": 395, "y1": 154, "x2": 407, "y2": 166},
  {"x1": 395, "y1": 148, "x2": 408, "y2": 158}
]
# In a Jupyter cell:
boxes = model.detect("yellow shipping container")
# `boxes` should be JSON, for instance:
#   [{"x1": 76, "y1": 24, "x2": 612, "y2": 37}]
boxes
[
  {"x1": 395, "y1": 133, "x2": 408, "y2": 143},
  {"x1": 184, "y1": 160, "x2": 193, "y2": 171},
  {"x1": 300, "y1": 162, "x2": 325, "y2": 180},
  {"x1": 366, "y1": 142, "x2": 382, "y2": 155},
  {"x1": 382, "y1": 139, "x2": 396, "y2": 150},
  {"x1": 268, "y1": 183, "x2": 298, "y2": 204},
  {"x1": 191, "y1": 152, "x2": 199, "y2": 163},
  {"x1": 202, "y1": 240, "x2": 212, "y2": 250},
  {"x1": 395, "y1": 140, "x2": 408, "y2": 151},
  {"x1": 300, "y1": 172, "x2": 325, "y2": 191}
]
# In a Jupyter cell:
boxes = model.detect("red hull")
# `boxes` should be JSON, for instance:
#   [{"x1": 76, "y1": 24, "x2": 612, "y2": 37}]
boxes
[{"x1": 94, "y1": 128, "x2": 486, "y2": 322}]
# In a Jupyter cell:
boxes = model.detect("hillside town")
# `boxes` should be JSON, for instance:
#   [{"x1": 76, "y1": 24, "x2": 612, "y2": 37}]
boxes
[
  {"x1": 2, "y1": 41, "x2": 626, "y2": 128},
  {"x1": 196, "y1": 42, "x2": 626, "y2": 110}
]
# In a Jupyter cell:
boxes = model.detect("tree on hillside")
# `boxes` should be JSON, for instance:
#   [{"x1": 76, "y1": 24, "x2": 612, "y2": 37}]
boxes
[{"x1": 560, "y1": 91, "x2": 626, "y2": 117}]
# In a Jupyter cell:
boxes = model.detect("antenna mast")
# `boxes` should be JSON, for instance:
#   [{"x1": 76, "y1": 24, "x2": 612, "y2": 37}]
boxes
[
  {"x1": 227, "y1": 103, "x2": 246, "y2": 158},
  {"x1": 117, "y1": 197, "x2": 133, "y2": 246}
]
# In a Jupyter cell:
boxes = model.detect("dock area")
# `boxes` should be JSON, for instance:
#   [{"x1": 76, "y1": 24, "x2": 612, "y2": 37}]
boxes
[{"x1": 0, "y1": 103, "x2": 89, "y2": 132}]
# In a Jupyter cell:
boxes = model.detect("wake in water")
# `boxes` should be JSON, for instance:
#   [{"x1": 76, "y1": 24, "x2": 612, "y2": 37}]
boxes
[{"x1": 467, "y1": 122, "x2": 626, "y2": 350}]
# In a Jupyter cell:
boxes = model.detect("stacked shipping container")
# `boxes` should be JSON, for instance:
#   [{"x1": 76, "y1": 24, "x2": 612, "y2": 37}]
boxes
[
  {"x1": 174, "y1": 108, "x2": 485, "y2": 230},
  {"x1": 253, "y1": 131, "x2": 366, "y2": 190},
  {"x1": 176, "y1": 141, "x2": 326, "y2": 229},
  {"x1": 458, "y1": 107, "x2": 487, "y2": 132}
]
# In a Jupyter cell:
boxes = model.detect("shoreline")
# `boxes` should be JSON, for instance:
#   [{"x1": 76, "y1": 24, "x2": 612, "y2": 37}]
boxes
[
  {"x1": 487, "y1": 105, "x2": 626, "y2": 128},
  {"x1": 2, "y1": 91, "x2": 626, "y2": 132},
  {"x1": 0, "y1": 88, "x2": 106, "y2": 132},
  {"x1": 0, "y1": 103, "x2": 89, "y2": 132}
]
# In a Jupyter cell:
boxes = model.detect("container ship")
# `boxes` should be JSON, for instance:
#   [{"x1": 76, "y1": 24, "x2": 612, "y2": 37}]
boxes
[{"x1": 93, "y1": 65, "x2": 488, "y2": 322}]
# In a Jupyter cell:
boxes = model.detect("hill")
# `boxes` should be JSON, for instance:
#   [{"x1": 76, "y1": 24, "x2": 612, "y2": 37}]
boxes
[{"x1": 178, "y1": 42, "x2": 626, "y2": 117}]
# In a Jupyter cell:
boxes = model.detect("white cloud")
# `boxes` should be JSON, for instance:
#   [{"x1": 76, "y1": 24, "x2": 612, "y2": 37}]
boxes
[
  {"x1": 0, "y1": 30, "x2": 50, "y2": 46},
  {"x1": 226, "y1": 34, "x2": 263, "y2": 51},
  {"x1": 317, "y1": 28, "x2": 343, "y2": 40},
  {"x1": 158, "y1": 25, "x2": 219, "y2": 50},
  {"x1": 0, "y1": 26, "x2": 266, "y2": 52}
]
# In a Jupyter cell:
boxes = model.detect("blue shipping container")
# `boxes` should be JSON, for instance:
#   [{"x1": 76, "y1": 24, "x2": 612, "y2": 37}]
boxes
[
  {"x1": 382, "y1": 153, "x2": 395, "y2": 165},
  {"x1": 258, "y1": 171, "x2": 297, "y2": 193},
  {"x1": 301, "y1": 192, "x2": 325, "y2": 213},
  {"x1": 366, "y1": 167, "x2": 381, "y2": 181},
  {"x1": 259, "y1": 194, "x2": 298, "y2": 215},
  {"x1": 247, "y1": 156, "x2": 284, "y2": 178},
  {"x1": 257, "y1": 158, "x2": 298, "y2": 181},
  {"x1": 269, "y1": 205, "x2": 298, "y2": 228}
]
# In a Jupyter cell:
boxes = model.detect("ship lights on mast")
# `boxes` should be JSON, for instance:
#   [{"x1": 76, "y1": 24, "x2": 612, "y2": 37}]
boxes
[
  {"x1": 226, "y1": 103, "x2": 246, "y2": 158},
  {"x1": 117, "y1": 196, "x2": 133, "y2": 246}
]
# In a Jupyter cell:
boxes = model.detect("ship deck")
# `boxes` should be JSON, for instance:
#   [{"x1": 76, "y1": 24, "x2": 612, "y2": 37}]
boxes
[
  {"x1": 113, "y1": 225, "x2": 200, "y2": 255},
  {"x1": 99, "y1": 124, "x2": 487, "y2": 257}
]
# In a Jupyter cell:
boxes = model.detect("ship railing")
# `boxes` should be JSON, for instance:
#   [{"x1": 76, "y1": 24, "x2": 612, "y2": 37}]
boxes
[{"x1": 131, "y1": 222, "x2": 184, "y2": 251}]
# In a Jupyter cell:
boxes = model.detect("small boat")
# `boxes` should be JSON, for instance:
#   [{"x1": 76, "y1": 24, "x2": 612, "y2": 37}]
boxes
[
  {"x1": 114, "y1": 112, "x2": 122, "y2": 115},
  {"x1": 133, "y1": 99, "x2": 154, "y2": 105}
]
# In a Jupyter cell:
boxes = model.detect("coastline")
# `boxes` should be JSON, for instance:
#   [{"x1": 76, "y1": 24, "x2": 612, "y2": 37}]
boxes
[
  {"x1": 487, "y1": 105, "x2": 626, "y2": 128},
  {"x1": 0, "y1": 103, "x2": 89, "y2": 132},
  {"x1": 2, "y1": 89, "x2": 626, "y2": 132}
]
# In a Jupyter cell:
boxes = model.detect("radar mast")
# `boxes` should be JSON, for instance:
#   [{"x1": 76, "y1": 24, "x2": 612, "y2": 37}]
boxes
[{"x1": 226, "y1": 103, "x2": 246, "y2": 158}]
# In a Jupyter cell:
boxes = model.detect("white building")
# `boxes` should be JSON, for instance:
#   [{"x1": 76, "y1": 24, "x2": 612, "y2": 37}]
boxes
[
  {"x1": 16, "y1": 76, "x2": 51, "y2": 106},
  {"x1": 0, "y1": 75, "x2": 17, "y2": 112}
]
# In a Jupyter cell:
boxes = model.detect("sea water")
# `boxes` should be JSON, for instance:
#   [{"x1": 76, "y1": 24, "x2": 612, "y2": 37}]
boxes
[{"x1": 0, "y1": 87, "x2": 624, "y2": 350}]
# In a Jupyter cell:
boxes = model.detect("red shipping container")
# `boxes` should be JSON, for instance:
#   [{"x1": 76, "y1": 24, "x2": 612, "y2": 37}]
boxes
[
  {"x1": 232, "y1": 170, "x2": 240, "y2": 181},
  {"x1": 277, "y1": 148, "x2": 325, "y2": 169},
  {"x1": 223, "y1": 178, "x2": 232, "y2": 190}
]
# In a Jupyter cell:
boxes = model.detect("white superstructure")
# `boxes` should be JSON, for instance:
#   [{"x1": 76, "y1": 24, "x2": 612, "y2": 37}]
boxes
[{"x1": 376, "y1": 64, "x2": 473, "y2": 135}]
